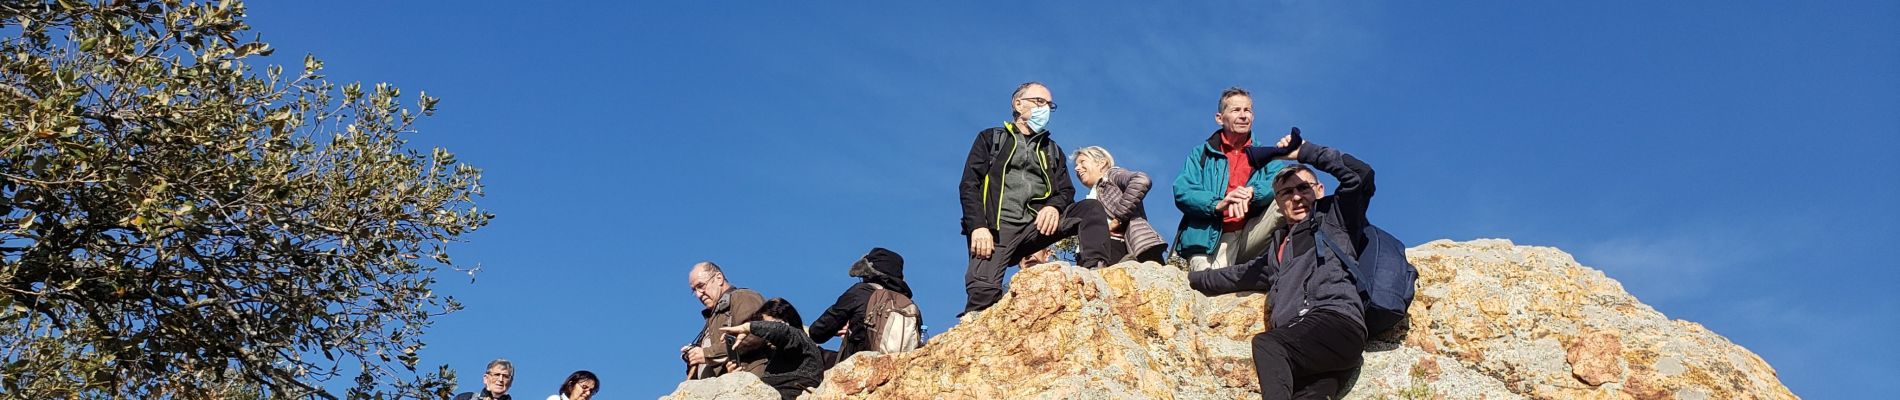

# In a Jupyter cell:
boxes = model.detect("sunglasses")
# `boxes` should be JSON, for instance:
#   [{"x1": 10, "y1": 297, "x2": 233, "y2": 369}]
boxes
[{"x1": 1274, "y1": 182, "x2": 1318, "y2": 198}]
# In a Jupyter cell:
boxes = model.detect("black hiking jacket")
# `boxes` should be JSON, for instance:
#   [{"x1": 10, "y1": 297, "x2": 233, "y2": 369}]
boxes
[
  {"x1": 958, "y1": 122, "x2": 1075, "y2": 236},
  {"x1": 809, "y1": 248, "x2": 913, "y2": 349}
]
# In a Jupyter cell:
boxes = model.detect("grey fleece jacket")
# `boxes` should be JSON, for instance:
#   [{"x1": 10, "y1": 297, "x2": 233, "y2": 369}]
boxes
[{"x1": 1187, "y1": 142, "x2": 1373, "y2": 330}]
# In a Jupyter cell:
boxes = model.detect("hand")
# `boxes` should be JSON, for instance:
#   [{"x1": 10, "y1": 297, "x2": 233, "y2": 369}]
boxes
[
  {"x1": 1034, "y1": 206, "x2": 1061, "y2": 236},
  {"x1": 1275, "y1": 129, "x2": 1302, "y2": 160},
  {"x1": 684, "y1": 346, "x2": 707, "y2": 365},
  {"x1": 1223, "y1": 187, "x2": 1251, "y2": 219},
  {"x1": 970, "y1": 227, "x2": 995, "y2": 259},
  {"x1": 717, "y1": 325, "x2": 752, "y2": 350},
  {"x1": 1022, "y1": 248, "x2": 1053, "y2": 265},
  {"x1": 836, "y1": 322, "x2": 850, "y2": 337},
  {"x1": 1107, "y1": 217, "x2": 1123, "y2": 233}
]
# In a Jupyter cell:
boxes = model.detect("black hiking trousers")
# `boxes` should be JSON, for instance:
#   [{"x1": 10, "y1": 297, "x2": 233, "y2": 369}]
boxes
[
  {"x1": 962, "y1": 199, "x2": 1112, "y2": 315},
  {"x1": 1252, "y1": 309, "x2": 1366, "y2": 400}
]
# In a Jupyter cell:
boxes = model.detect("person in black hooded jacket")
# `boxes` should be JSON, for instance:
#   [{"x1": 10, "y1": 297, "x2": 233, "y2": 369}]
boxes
[{"x1": 808, "y1": 248, "x2": 918, "y2": 359}]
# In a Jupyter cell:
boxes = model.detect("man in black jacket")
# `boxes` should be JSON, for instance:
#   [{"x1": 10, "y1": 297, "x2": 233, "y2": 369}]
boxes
[
  {"x1": 809, "y1": 248, "x2": 917, "y2": 358},
  {"x1": 957, "y1": 81, "x2": 1113, "y2": 316},
  {"x1": 1189, "y1": 136, "x2": 1372, "y2": 399}
]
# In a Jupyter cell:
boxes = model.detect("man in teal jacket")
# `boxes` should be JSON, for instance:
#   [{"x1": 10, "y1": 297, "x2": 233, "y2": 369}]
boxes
[{"x1": 1173, "y1": 87, "x2": 1292, "y2": 271}]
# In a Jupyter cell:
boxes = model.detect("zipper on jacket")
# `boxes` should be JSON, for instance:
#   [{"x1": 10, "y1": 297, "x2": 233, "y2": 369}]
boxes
[
  {"x1": 995, "y1": 128, "x2": 1019, "y2": 229},
  {"x1": 1034, "y1": 145, "x2": 1052, "y2": 201}
]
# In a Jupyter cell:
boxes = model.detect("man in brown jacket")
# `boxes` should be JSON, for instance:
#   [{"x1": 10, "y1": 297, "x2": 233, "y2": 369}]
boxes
[{"x1": 682, "y1": 261, "x2": 767, "y2": 379}]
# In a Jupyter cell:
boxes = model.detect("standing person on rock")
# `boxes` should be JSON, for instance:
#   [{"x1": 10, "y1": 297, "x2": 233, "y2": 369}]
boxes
[
  {"x1": 1173, "y1": 87, "x2": 1296, "y2": 271},
  {"x1": 957, "y1": 81, "x2": 1114, "y2": 317},
  {"x1": 1071, "y1": 146, "x2": 1168, "y2": 264},
  {"x1": 1188, "y1": 135, "x2": 1374, "y2": 399},
  {"x1": 682, "y1": 261, "x2": 766, "y2": 379}
]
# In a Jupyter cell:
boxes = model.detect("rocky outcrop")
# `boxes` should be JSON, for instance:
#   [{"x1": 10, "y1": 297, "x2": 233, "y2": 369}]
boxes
[
  {"x1": 663, "y1": 239, "x2": 1795, "y2": 399},
  {"x1": 659, "y1": 372, "x2": 782, "y2": 400}
]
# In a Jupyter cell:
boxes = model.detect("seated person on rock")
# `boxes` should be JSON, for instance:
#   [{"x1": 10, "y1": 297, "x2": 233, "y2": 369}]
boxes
[
  {"x1": 682, "y1": 261, "x2": 765, "y2": 379},
  {"x1": 719, "y1": 314, "x2": 825, "y2": 400},
  {"x1": 1173, "y1": 87, "x2": 1296, "y2": 272},
  {"x1": 728, "y1": 298, "x2": 810, "y2": 372},
  {"x1": 808, "y1": 248, "x2": 922, "y2": 362},
  {"x1": 1072, "y1": 145, "x2": 1168, "y2": 264},
  {"x1": 1189, "y1": 135, "x2": 1374, "y2": 399}
]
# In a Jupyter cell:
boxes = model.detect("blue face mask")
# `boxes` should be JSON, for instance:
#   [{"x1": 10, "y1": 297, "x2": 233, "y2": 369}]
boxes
[{"x1": 1025, "y1": 106, "x2": 1051, "y2": 132}]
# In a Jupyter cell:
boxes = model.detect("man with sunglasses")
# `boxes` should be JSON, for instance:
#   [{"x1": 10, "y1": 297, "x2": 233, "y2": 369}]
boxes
[
  {"x1": 1189, "y1": 136, "x2": 1374, "y2": 399},
  {"x1": 1173, "y1": 87, "x2": 1295, "y2": 271},
  {"x1": 681, "y1": 261, "x2": 766, "y2": 379},
  {"x1": 956, "y1": 81, "x2": 1113, "y2": 317}
]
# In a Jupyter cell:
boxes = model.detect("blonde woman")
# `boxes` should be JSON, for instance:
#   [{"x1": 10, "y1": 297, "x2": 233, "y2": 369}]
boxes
[{"x1": 1072, "y1": 146, "x2": 1167, "y2": 264}]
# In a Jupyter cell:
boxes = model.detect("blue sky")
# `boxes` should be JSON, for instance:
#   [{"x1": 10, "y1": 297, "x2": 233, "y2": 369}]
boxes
[{"x1": 243, "y1": 2, "x2": 1896, "y2": 398}]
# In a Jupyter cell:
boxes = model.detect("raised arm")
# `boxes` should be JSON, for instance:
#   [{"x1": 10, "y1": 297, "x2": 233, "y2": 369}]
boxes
[
  {"x1": 1297, "y1": 142, "x2": 1375, "y2": 231},
  {"x1": 745, "y1": 320, "x2": 805, "y2": 349}
]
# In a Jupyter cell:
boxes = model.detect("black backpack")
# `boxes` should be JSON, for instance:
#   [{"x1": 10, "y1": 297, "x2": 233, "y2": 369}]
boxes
[{"x1": 1314, "y1": 224, "x2": 1419, "y2": 336}]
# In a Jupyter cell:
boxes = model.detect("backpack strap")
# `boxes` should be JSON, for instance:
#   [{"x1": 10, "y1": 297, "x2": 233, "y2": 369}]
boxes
[
  {"x1": 1314, "y1": 229, "x2": 1371, "y2": 294},
  {"x1": 991, "y1": 123, "x2": 1010, "y2": 159}
]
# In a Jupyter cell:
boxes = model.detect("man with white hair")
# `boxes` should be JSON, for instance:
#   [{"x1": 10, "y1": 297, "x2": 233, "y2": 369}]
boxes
[{"x1": 453, "y1": 358, "x2": 515, "y2": 400}]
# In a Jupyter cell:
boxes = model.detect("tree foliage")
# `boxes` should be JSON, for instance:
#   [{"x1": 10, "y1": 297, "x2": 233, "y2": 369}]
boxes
[{"x1": 0, "y1": 1, "x2": 489, "y2": 398}]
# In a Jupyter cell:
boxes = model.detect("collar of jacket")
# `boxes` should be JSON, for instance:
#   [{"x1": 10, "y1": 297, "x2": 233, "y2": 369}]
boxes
[
  {"x1": 700, "y1": 289, "x2": 735, "y2": 318},
  {"x1": 1095, "y1": 166, "x2": 1126, "y2": 188},
  {"x1": 1200, "y1": 129, "x2": 1256, "y2": 156}
]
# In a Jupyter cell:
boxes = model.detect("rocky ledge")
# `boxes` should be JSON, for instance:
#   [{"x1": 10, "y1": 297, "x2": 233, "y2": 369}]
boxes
[{"x1": 665, "y1": 239, "x2": 1794, "y2": 399}]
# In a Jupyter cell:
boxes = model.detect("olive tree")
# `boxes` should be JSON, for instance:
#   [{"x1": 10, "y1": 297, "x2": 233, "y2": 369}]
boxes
[{"x1": 0, "y1": 1, "x2": 490, "y2": 398}]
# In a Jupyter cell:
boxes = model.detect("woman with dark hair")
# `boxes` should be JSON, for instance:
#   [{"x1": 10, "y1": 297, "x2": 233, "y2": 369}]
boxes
[
  {"x1": 758, "y1": 297, "x2": 805, "y2": 331},
  {"x1": 544, "y1": 370, "x2": 598, "y2": 400},
  {"x1": 718, "y1": 318, "x2": 825, "y2": 400}
]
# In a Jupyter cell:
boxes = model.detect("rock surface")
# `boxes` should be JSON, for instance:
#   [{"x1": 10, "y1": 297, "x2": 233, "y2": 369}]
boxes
[
  {"x1": 659, "y1": 372, "x2": 781, "y2": 400},
  {"x1": 663, "y1": 239, "x2": 1796, "y2": 399}
]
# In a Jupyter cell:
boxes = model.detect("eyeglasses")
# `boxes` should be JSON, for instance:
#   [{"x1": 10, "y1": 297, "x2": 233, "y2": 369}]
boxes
[
  {"x1": 1274, "y1": 182, "x2": 1318, "y2": 199},
  {"x1": 1018, "y1": 97, "x2": 1057, "y2": 110},
  {"x1": 688, "y1": 274, "x2": 722, "y2": 293}
]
